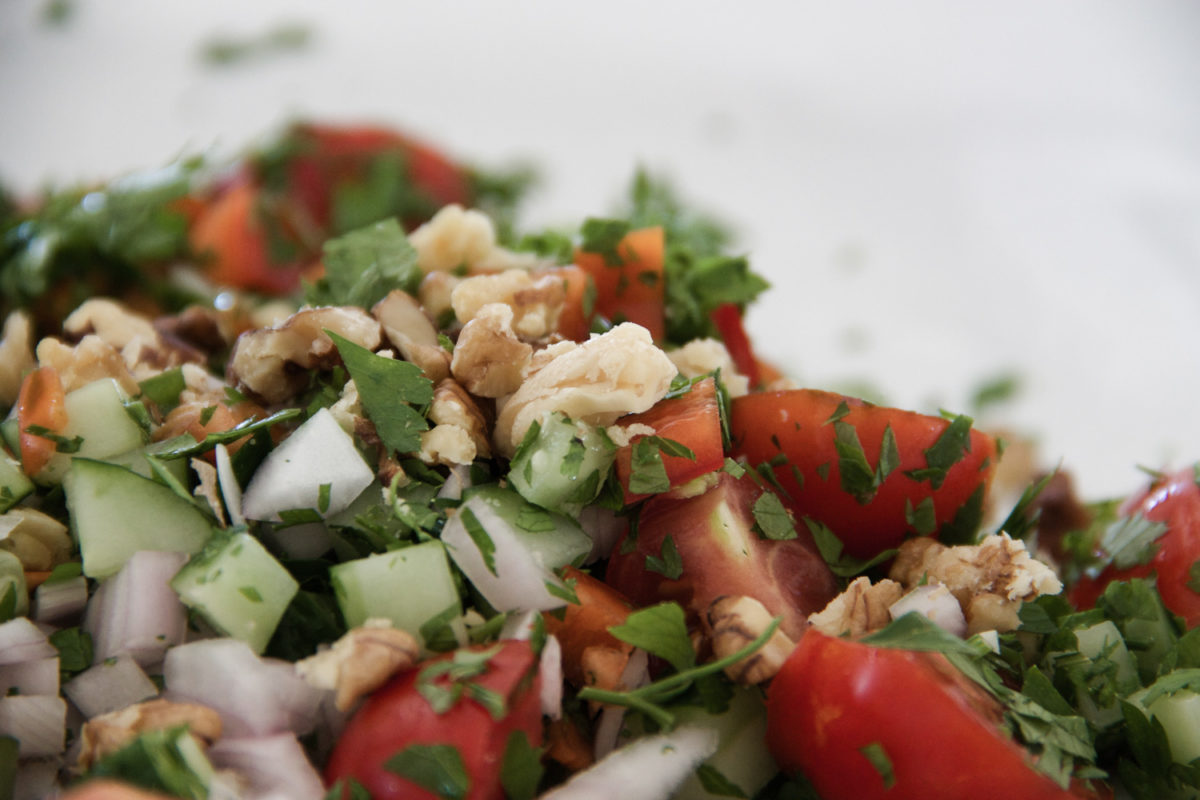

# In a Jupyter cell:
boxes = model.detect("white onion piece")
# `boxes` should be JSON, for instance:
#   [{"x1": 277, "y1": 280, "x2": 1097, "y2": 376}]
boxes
[
  {"x1": 241, "y1": 408, "x2": 374, "y2": 522},
  {"x1": 65, "y1": 654, "x2": 159, "y2": 718},
  {"x1": 0, "y1": 657, "x2": 59, "y2": 696},
  {"x1": 541, "y1": 725, "x2": 720, "y2": 800},
  {"x1": 164, "y1": 638, "x2": 323, "y2": 738},
  {"x1": 437, "y1": 464, "x2": 473, "y2": 501},
  {"x1": 0, "y1": 695, "x2": 66, "y2": 757},
  {"x1": 441, "y1": 496, "x2": 564, "y2": 612},
  {"x1": 499, "y1": 609, "x2": 540, "y2": 642},
  {"x1": 31, "y1": 575, "x2": 89, "y2": 625},
  {"x1": 540, "y1": 634, "x2": 563, "y2": 721},
  {"x1": 579, "y1": 505, "x2": 625, "y2": 564},
  {"x1": 85, "y1": 550, "x2": 188, "y2": 669},
  {"x1": 215, "y1": 443, "x2": 245, "y2": 527},
  {"x1": 262, "y1": 521, "x2": 334, "y2": 561},
  {"x1": 889, "y1": 582, "x2": 968, "y2": 638},
  {"x1": 0, "y1": 617, "x2": 56, "y2": 665},
  {"x1": 209, "y1": 734, "x2": 324, "y2": 800},
  {"x1": 593, "y1": 648, "x2": 650, "y2": 761}
]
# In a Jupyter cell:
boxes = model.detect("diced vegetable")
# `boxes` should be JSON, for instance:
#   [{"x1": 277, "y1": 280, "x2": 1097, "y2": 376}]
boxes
[{"x1": 85, "y1": 550, "x2": 189, "y2": 668}]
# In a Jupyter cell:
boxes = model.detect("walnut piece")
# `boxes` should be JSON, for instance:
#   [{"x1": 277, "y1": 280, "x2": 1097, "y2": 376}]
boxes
[
  {"x1": 666, "y1": 339, "x2": 750, "y2": 398},
  {"x1": 450, "y1": 303, "x2": 533, "y2": 398},
  {"x1": 0, "y1": 311, "x2": 36, "y2": 407},
  {"x1": 36, "y1": 335, "x2": 140, "y2": 395},
  {"x1": 63, "y1": 298, "x2": 203, "y2": 380},
  {"x1": 706, "y1": 595, "x2": 797, "y2": 684},
  {"x1": 0, "y1": 508, "x2": 74, "y2": 571},
  {"x1": 451, "y1": 269, "x2": 565, "y2": 340},
  {"x1": 409, "y1": 204, "x2": 540, "y2": 274},
  {"x1": 888, "y1": 533, "x2": 1062, "y2": 635},
  {"x1": 227, "y1": 306, "x2": 381, "y2": 403},
  {"x1": 807, "y1": 576, "x2": 905, "y2": 639},
  {"x1": 427, "y1": 379, "x2": 491, "y2": 460},
  {"x1": 295, "y1": 620, "x2": 420, "y2": 711},
  {"x1": 493, "y1": 323, "x2": 677, "y2": 457},
  {"x1": 78, "y1": 699, "x2": 222, "y2": 770},
  {"x1": 372, "y1": 290, "x2": 451, "y2": 383}
]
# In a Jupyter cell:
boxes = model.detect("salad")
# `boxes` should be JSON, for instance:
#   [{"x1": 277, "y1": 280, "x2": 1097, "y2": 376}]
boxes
[{"x1": 1, "y1": 122, "x2": 1199, "y2": 800}]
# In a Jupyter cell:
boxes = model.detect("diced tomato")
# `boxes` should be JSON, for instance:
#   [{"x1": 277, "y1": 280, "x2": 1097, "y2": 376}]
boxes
[
  {"x1": 16, "y1": 366, "x2": 68, "y2": 477},
  {"x1": 155, "y1": 399, "x2": 266, "y2": 456},
  {"x1": 709, "y1": 303, "x2": 760, "y2": 388},
  {"x1": 533, "y1": 264, "x2": 592, "y2": 342},
  {"x1": 613, "y1": 377, "x2": 725, "y2": 503},
  {"x1": 1069, "y1": 468, "x2": 1200, "y2": 628},
  {"x1": 541, "y1": 566, "x2": 634, "y2": 688},
  {"x1": 574, "y1": 226, "x2": 665, "y2": 340},
  {"x1": 729, "y1": 389, "x2": 999, "y2": 560},
  {"x1": 325, "y1": 640, "x2": 543, "y2": 800},
  {"x1": 605, "y1": 472, "x2": 839, "y2": 640},
  {"x1": 767, "y1": 631, "x2": 1106, "y2": 800}
]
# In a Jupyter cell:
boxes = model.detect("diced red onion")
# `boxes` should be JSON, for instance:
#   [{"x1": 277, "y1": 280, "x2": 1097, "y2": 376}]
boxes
[
  {"x1": 541, "y1": 725, "x2": 720, "y2": 800},
  {"x1": 0, "y1": 617, "x2": 56, "y2": 665},
  {"x1": 163, "y1": 638, "x2": 323, "y2": 738},
  {"x1": 209, "y1": 733, "x2": 325, "y2": 800},
  {"x1": 579, "y1": 505, "x2": 625, "y2": 564},
  {"x1": 0, "y1": 695, "x2": 67, "y2": 757},
  {"x1": 540, "y1": 634, "x2": 563, "y2": 720},
  {"x1": 84, "y1": 550, "x2": 188, "y2": 669},
  {"x1": 593, "y1": 648, "x2": 649, "y2": 761},
  {"x1": 889, "y1": 581, "x2": 968, "y2": 638},
  {"x1": 437, "y1": 465, "x2": 473, "y2": 501},
  {"x1": 32, "y1": 575, "x2": 89, "y2": 625},
  {"x1": 442, "y1": 496, "x2": 564, "y2": 612},
  {"x1": 0, "y1": 657, "x2": 59, "y2": 697},
  {"x1": 64, "y1": 654, "x2": 159, "y2": 718}
]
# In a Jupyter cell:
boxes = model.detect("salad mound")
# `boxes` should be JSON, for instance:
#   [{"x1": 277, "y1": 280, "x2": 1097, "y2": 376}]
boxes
[{"x1": 1, "y1": 122, "x2": 1198, "y2": 800}]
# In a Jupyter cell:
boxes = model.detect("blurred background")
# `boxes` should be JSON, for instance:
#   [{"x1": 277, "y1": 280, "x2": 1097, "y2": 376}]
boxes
[{"x1": 2, "y1": 0, "x2": 1199, "y2": 499}]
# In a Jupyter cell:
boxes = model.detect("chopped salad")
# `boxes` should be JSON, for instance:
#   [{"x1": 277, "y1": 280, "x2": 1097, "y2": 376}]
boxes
[{"x1": 1, "y1": 122, "x2": 1199, "y2": 800}]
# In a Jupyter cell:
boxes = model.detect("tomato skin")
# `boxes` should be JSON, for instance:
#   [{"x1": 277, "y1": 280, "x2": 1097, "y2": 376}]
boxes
[
  {"x1": 16, "y1": 366, "x2": 68, "y2": 477},
  {"x1": 1069, "y1": 468, "x2": 1200, "y2": 628},
  {"x1": 767, "y1": 632, "x2": 1093, "y2": 800},
  {"x1": 605, "y1": 473, "x2": 839, "y2": 640},
  {"x1": 729, "y1": 389, "x2": 998, "y2": 560},
  {"x1": 574, "y1": 227, "x2": 665, "y2": 341},
  {"x1": 709, "y1": 303, "x2": 760, "y2": 388},
  {"x1": 325, "y1": 640, "x2": 542, "y2": 800},
  {"x1": 613, "y1": 376, "x2": 725, "y2": 503}
]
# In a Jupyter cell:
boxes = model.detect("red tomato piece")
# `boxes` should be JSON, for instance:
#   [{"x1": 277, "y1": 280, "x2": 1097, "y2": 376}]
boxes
[
  {"x1": 729, "y1": 389, "x2": 998, "y2": 560},
  {"x1": 325, "y1": 640, "x2": 543, "y2": 800},
  {"x1": 767, "y1": 631, "x2": 1102, "y2": 800},
  {"x1": 16, "y1": 366, "x2": 68, "y2": 477},
  {"x1": 709, "y1": 303, "x2": 760, "y2": 388},
  {"x1": 532, "y1": 264, "x2": 592, "y2": 342},
  {"x1": 542, "y1": 566, "x2": 634, "y2": 688},
  {"x1": 613, "y1": 377, "x2": 725, "y2": 504},
  {"x1": 574, "y1": 226, "x2": 665, "y2": 340},
  {"x1": 1069, "y1": 468, "x2": 1200, "y2": 628},
  {"x1": 605, "y1": 472, "x2": 839, "y2": 641}
]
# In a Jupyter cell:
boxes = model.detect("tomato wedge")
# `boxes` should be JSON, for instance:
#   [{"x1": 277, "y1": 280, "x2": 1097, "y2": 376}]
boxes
[
  {"x1": 613, "y1": 376, "x2": 724, "y2": 503},
  {"x1": 574, "y1": 226, "x2": 665, "y2": 340},
  {"x1": 767, "y1": 631, "x2": 1103, "y2": 800},
  {"x1": 16, "y1": 366, "x2": 68, "y2": 477},
  {"x1": 729, "y1": 389, "x2": 999, "y2": 560},
  {"x1": 1069, "y1": 468, "x2": 1200, "y2": 628}
]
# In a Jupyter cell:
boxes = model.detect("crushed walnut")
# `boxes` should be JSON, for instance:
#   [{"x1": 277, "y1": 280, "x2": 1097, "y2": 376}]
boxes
[
  {"x1": 78, "y1": 699, "x2": 222, "y2": 770},
  {"x1": 706, "y1": 595, "x2": 797, "y2": 684},
  {"x1": 295, "y1": 620, "x2": 421, "y2": 711},
  {"x1": 807, "y1": 576, "x2": 905, "y2": 639}
]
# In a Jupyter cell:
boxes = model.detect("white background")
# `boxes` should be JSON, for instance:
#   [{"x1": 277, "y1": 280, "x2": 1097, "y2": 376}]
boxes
[{"x1": 2, "y1": 1, "x2": 1199, "y2": 500}]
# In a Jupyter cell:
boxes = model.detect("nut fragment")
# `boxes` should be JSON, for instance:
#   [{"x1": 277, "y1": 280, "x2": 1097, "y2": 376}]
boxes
[
  {"x1": 0, "y1": 508, "x2": 74, "y2": 571},
  {"x1": 78, "y1": 699, "x2": 222, "y2": 770},
  {"x1": 450, "y1": 303, "x2": 532, "y2": 398},
  {"x1": 493, "y1": 323, "x2": 676, "y2": 457},
  {"x1": 429, "y1": 379, "x2": 491, "y2": 459},
  {"x1": 295, "y1": 620, "x2": 421, "y2": 711},
  {"x1": 807, "y1": 576, "x2": 905, "y2": 639},
  {"x1": 63, "y1": 298, "x2": 203, "y2": 379},
  {"x1": 666, "y1": 339, "x2": 750, "y2": 398},
  {"x1": 451, "y1": 269, "x2": 565, "y2": 340},
  {"x1": 372, "y1": 290, "x2": 451, "y2": 383},
  {"x1": 36, "y1": 335, "x2": 140, "y2": 395},
  {"x1": 227, "y1": 306, "x2": 381, "y2": 403},
  {"x1": 0, "y1": 311, "x2": 36, "y2": 407},
  {"x1": 409, "y1": 204, "x2": 540, "y2": 274},
  {"x1": 706, "y1": 595, "x2": 797, "y2": 684}
]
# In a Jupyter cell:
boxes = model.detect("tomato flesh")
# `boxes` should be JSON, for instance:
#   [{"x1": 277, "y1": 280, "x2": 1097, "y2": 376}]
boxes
[
  {"x1": 729, "y1": 389, "x2": 998, "y2": 560},
  {"x1": 574, "y1": 226, "x2": 665, "y2": 340},
  {"x1": 767, "y1": 631, "x2": 1094, "y2": 800}
]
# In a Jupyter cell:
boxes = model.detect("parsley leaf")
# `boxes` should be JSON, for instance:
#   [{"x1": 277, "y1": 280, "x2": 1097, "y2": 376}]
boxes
[
  {"x1": 804, "y1": 517, "x2": 896, "y2": 578},
  {"x1": 905, "y1": 414, "x2": 973, "y2": 490},
  {"x1": 580, "y1": 218, "x2": 631, "y2": 266},
  {"x1": 499, "y1": 730, "x2": 545, "y2": 800},
  {"x1": 459, "y1": 507, "x2": 498, "y2": 577},
  {"x1": 832, "y1": 421, "x2": 898, "y2": 504},
  {"x1": 695, "y1": 764, "x2": 749, "y2": 798},
  {"x1": 645, "y1": 534, "x2": 684, "y2": 580},
  {"x1": 306, "y1": 218, "x2": 421, "y2": 309},
  {"x1": 385, "y1": 744, "x2": 471, "y2": 800},
  {"x1": 753, "y1": 490, "x2": 798, "y2": 540},
  {"x1": 858, "y1": 742, "x2": 895, "y2": 789},
  {"x1": 609, "y1": 602, "x2": 696, "y2": 672},
  {"x1": 328, "y1": 330, "x2": 432, "y2": 454}
]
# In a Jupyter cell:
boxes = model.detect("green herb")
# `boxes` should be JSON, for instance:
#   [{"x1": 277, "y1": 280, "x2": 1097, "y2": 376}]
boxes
[
  {"x1": 49, "y1": 627, "x2": 93, "y2": 682},
  {"x1": 832, "y1": 421, "x2": 897, "y2": 504},
  {"x1": 306, "y1": 218, "x2": 421, "y2": 309},
  {"x1": 238, "y1": 586, "x2": 264, "y2": 603},
  {"x1": 328, "y1": 330, "x2": 432, "y2": 454},
  {"x1": 499, "y1": 730, "x2": 545, "y2": 800},
  {"x1": 580, "y1": 218, "x2": 631, "y2": 266},
  {"x1": 753, "y1": 490, "x2": 798, "y2": 540},
  {"x1": 156, "y1": 409, "x2": 301, "y2": 459},
  {"x1": 83, "y1": 727, "x2": 212, "y2": 799},
  {"x1": 804, "y1": 517, "x2": 896, "y2": 578},
  {"x1": 0, "y1": 585, "x2": 16, "y2": 624},
  {"x1": 970, "y1": 372, "x2": 1021, "y2": 414},
  {"x1": 416, "y1": 646, "x2": 502, "y2": 714},
  {"x1": 905, "y1": 414, "x2": 973, "y2": 489},
  {"x1": 629, "y1": 438, "x2": 670, "y2": 495},
  {"x1": 139, "y1": 368, "x2": 186, "y2": 412},
  {"x1": 859, "y1": 742, "x2": 895, "y2": 789},
  {"x1": 385, "y1": 744, "x2": 470, "y2": 800},
  {"x1": 645, "y1": 535, "x2": 684, "y2": 580},
  {"x1": 609, "y1": 602, "x2": 696, "y2": 672},
  {"x1": 993, "y1": 470, "x2": 1056, "y2": 541},
  {"x1": 695, "y1": 763, "x2": 749, "y2": 798},
  {"x1": 22, "y1": 426, "x2": 83, "y2": 454},
  {"x1": 200, "y1": 22, "x2": 313, "y2": 67},
  {"x1": 904, "y1": 496, "x2": 937, "y2": 536},
  {"x1": 460, "y1": 507, "x2": 497, "y2": 576}
]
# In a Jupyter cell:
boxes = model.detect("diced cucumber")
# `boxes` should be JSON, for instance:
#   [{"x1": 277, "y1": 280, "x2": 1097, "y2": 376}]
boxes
[
  {"x1": 171, "y1": 531, "x2": 299, "y2": 654},
  {"x1": 1140, "y1": 688, "x2": 1200, "y2": 764},
  {"x1": 0, "y1": 416, "x2": 17, "y2": 456},
  {"x1": 64, "y1": 458, "x2": 214, "y2": 579},
  {"x1": 104, "y1": 435, "x2": 193, "y2": 483},
  {"x1": 0, "y1": 453, "x2": 33, "y2": 513},
  {"x1": 464, "y1": 484, "x2": 592, "y2": 570},
  {"x1": 0, "y1": 551, "x2": 28, "y2": 619},
  {"x1": 38, "y1": 379, "x2": 148, "y2": 484},
  {"x1": 1074, "y1": 621, "x2": 1138, "y2": 688},
  {"x1": 331, "y1": 541, "x2": 461, "y2": 647},
  {"x1": 507, "y1": 412, "x2": 615, "y2": 515}
]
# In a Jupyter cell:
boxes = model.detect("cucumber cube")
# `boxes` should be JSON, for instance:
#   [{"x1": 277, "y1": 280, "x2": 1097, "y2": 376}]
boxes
[
  {"x1": 331, "y1": 541, "x2": 461, "y2": 646},
  {"x1": 171, "y1": 532, "x2": 299, "y2": 654},
  {"x1": 64, "y1": 458, "x2": 214, "y2": 579},
  {"x1": 39, "y1": 379, "x2": 148, "y2": 484},
  {"x1": 0, "y1": 453, "x2": 33, "y2": 513}
]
